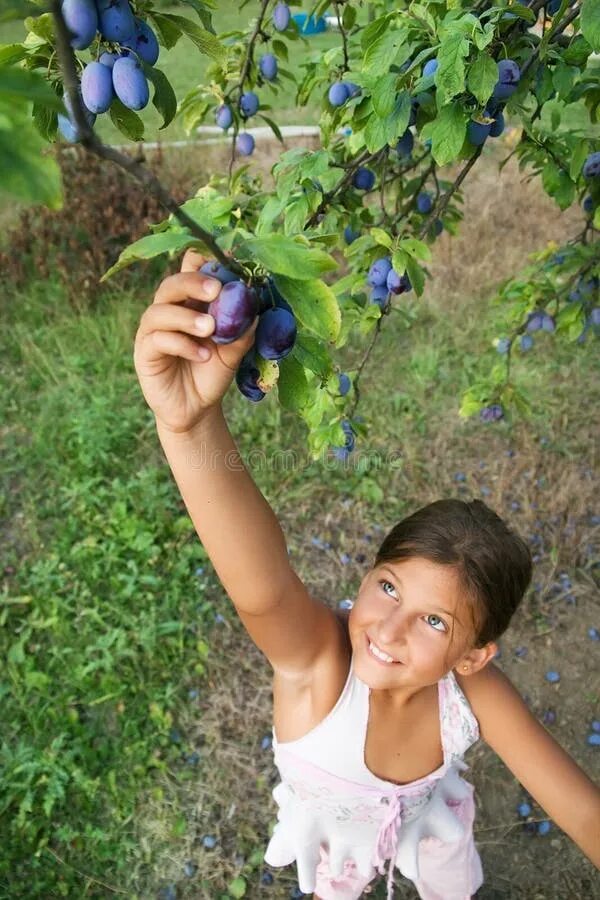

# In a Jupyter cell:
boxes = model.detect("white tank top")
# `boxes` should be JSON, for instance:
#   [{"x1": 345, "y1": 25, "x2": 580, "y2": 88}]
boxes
[{"x1": 264, "y1": 657, "x2": 480, "y2": 898}]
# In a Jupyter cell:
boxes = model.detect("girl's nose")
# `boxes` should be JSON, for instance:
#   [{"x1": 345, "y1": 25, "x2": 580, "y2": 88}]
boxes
[{"x1": 376, "y1": 607, "x2": 409, "y2": 647}]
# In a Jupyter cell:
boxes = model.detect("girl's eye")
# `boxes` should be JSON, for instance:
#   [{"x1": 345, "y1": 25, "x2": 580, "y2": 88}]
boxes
[{"x1": 379, "y1": 580, "x2": 447, "y2": 634}]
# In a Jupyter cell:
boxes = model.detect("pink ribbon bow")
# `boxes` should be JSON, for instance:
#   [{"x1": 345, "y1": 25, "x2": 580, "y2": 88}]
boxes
[{"x1": 372, "y1": 792, "x2": 404, "y2": 900}]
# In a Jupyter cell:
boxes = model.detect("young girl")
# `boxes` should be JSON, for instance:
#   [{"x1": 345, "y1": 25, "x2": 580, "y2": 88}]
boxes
[{"x1": 134, "y1": 251, "x2": 600, "y2": 899}]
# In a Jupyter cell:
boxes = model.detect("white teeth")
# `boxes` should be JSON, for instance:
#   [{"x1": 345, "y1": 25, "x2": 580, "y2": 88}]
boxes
[{"x1": 369, "y1": 641, "x2": 395, "y2": 663}]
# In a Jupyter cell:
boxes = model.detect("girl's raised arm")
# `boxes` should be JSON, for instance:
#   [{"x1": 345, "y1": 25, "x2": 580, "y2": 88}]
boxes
[
  {"x1": 134, "y1": 252, "x2": 342, "y2": 682},
  {"x1": 462, "y1": 663, "x2": 600, "y2": 869}
]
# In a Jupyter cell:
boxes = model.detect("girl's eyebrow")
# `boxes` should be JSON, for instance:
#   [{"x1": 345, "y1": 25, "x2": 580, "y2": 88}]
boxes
[{"x1": 380, "y1": 565, "x2": 460, "y2": 624}]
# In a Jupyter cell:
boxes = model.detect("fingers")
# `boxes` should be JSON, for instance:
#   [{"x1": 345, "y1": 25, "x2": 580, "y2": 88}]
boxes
[
  {"x1": 154, "y1": 270, "x2": 221, "y2": 306},
  {"x1": 140, "y1": 302, "x2": 215, "y2": 342},
  {"x1": 180, "y1": 249, "x2": 207, "y2": 273}
]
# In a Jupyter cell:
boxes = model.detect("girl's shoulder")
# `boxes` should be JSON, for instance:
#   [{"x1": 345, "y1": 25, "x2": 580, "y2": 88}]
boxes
[{"x1": 272, "y1": 607, "x2": 352, "y2": 743}]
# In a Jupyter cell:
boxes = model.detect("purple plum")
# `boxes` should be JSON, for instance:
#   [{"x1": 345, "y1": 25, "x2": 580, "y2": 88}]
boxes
[
  {"x1": 492, "y1": 59, "x2": 520, "y2": 101},
  {"x1": 81, "y1": 61, "x2": 114, "y2": 114},
  {"x1": 97, "y1": 0, "x2": 135, "y2": 42},
  {"x1": 61, "y1": 0, "x2": 98, "y2": 50},
  {"x1": 328, "y1": 82, "x2": 350, "y2": 107},
  {"x1": 387, "y1": 269, "x2": 412, "y2": 294},
  {"x1": 239, "y1": 91, "x2": 259, "y2": 118},
  {"x1": 215, "y1": 104, "x2": 233, "y2": 129},
  {"x1": 416, "y1": 191, "x2": 433, "y2": 214},
  {"x1": 583, "y1": 151, "x2": 600, "y2": 178},
  {"x1": 236, "y1": 352, "x2": 266, "y2": 402},
  {"x1": 396, "y1": 129, "x2": 414, "y2": 158},
  {"x1": 210, "y1": 281, "x2": 258, "y2": 344},
  {"x1": 121, "y1": 17, "x2": 160, "y2": 66},
  {"x1": 112, "y1": 56, "x2": 149, "y2": 110},
  {"x1": 352, "y1": 167, "x2": 375, "y2": 190},
  {"x1": 259, "y1": 53, "x2": 278, "y2": 81},
  {"x1": 467, "y1": 119, "x2": 491, "y2": 146},
  {"x1": 370, "y1": 285, "x2": 390, "y2": 309},
  {"x1": 255, "y1": 307, "x2": 297, "y2": 360},
  {"x1": 489, "y1": 111, "x2": 505, "y2": 137},
  {"x1": 367, "y1": 257, "x2": 392, "y2": 287},
  {"x1": 57, "y1": 88, "x2": 96, "y2": 142},
  {"x1": 272, "y1": 2, "x2": 290, "y2": 31},
  {"x1": 236, "y1": 132, "x2": 255, "y2": 156},
  {"x1": 200, "y1": 261, "x2": 238, "y2": 284},
  {"x1": 423, "y1": 58, "x2": 438, "y2": 77}
]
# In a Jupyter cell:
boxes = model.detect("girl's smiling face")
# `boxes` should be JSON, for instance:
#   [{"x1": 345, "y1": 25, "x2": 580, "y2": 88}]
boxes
[{"x1": 348, "y1": 557, "x2": 495, "y2": 700}]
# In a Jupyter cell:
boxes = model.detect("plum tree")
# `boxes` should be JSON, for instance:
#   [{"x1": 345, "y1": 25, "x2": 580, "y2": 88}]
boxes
[
  {"x1": 255, "y1": 307, "x2": 297, "y2": 360},
  {"x1": 9, "y1": 0, "x2": 600, "y2": 462},
  {"x1": 97, "y1": 0, "x2": 135, "y2": 42},
  {"x1": 210, "y1": 281, "x2": 259, "y2": 344},
  {"x1": 111, "y1": 56, "x2": 149, "y2": 110},
  {"x1": 61, "y1": 0, "x2": 98, "y2": 50},
  {"x1": 81, "y1": 61, "x2": 114, "y2": 114}
]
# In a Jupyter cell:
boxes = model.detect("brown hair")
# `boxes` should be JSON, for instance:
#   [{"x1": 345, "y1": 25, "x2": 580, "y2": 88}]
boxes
[{"x1": 374, "y1": 499, "x2": 533, "y2": 654}]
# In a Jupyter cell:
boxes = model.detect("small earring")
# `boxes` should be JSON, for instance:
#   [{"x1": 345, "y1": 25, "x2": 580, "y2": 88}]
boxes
[{"x1": 463, "y1": 665, "x2": 469, "y2": 671}]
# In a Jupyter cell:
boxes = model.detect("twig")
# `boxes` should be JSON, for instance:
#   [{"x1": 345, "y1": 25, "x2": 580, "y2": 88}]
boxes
[
  {"x1": 49, "y1": 0, "x2": 244, "y2": 276},
  {"x1": 333, "y1": 0, "x2": 349, "y2": 71},
  {"x1": 418, "y1": 149, "x2": 482, "y2": 239},
  {"x1": 43, "y1": 846, "x2": 128, "y2": 895}
]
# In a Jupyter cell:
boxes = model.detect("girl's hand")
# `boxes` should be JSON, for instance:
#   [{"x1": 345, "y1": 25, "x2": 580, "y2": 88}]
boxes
[{"x1": 133, "y1": 250, "x2": 259, "y2": 434}]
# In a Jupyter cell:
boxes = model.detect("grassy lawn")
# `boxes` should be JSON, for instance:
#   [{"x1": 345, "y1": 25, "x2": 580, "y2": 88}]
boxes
[{"x1": 1, "y1": 137, "x2": 599, "y2": 897}]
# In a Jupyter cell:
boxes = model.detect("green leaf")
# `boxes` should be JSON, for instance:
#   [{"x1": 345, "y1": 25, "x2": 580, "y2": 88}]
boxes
[
  {"x1": 363, "y1": 26, "x2": 408, "y2": 77},
  {"x1": 277, "y1": 354, "x2": 311, "y2": 412},
  {"x1": 437, "y1": 32, "x2": 470, "y2": 105},
  {"x1": 148, "y1": 12, "x2": 183, "y2": 49},
  {"x1": 227, "y1": 876, "x2": 246, "y2": 899},
  {"x1": 372, "y1": 73, "x2": 398, "y2": 118},
  {"x1": 273, "y1": 275, "x2": 341, "y2": 342},
  {"x1": 0, "y1": 44, "x2": 27, "y2": 66},
  {"x1": 257, "y1": 113, "x2": 283, "y2": 143},
  {"x1": 292, "y1": 334, "x2": 332, "y2": 379},
  {"x1": 159, "y1": 13, "x2": 226, "y2": 61},
  {"x1": 240, "y1": 235, "x2": 337, "y2": 280},
  {"x1": 405, "y1": 256, "x2": 426, "y2": 297},
  {"x1": 109, "y1": 98, "x2": 144, "y2": 141},
  {"x1": 364, "y1": 92, "x2": 411, "y2": 152},
  {"x1": 143, "y1": 65, "x2": 177, "y2": 130},
  {"x1": 0, "y1": 113, "x2": 62, "y2": 209},
  {"x1": 541, "y1": 160, "x2": 575, "y2": 210},
  {"x1": 421, "y1": 103, "x2": 468, "y2": 166},
  {"x1": 466, "y1": 52, "x2": 497, "y2": 106},
  {"x1": 100, "y1": 232, "x2": 201, "y2": 281},
  {"x1": 370, "y1": 228, "x2": 393, "y2": 249},
  {"x1": 581, "y1": 0, "x2": 600, "y2": 52},
  {"x1": 0, "y1": 64, "x2": 63, "y2": 109},
  {"x1": 399, "y1": 237, "x2": 432, "y2": 262},
  {"x1": 391, "y1": 249, "x2": 409, "y2": 273}
]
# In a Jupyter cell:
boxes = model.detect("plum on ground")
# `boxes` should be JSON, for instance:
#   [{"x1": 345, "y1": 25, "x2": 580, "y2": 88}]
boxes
[
  {"x1": 61, "y1": 0, "x2": 98, "y2": 50},
  {"x1": 210, "y1": 281, "x2": 258, "y2": 344},
  {"x1": 367, "y1": 257, "x2": 392, "y2": 287},
  {"x1": 255, "y1": 307, "x2": 297, "y2": 360},
  {"x1": 81, "y1": 61, "x2": 114, "y2": 114}
]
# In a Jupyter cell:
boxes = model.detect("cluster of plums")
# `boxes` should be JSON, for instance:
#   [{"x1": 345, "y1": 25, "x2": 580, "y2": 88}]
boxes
[
  {"x1": 58, "y1": 0, "x2": 159, "y2": 140},
  {"x1": 366, "y1": 255, "x2": 412, "y2": 310},
  {"x1": 197, "y1": 262, "x2": 297, "y2": 403}
]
